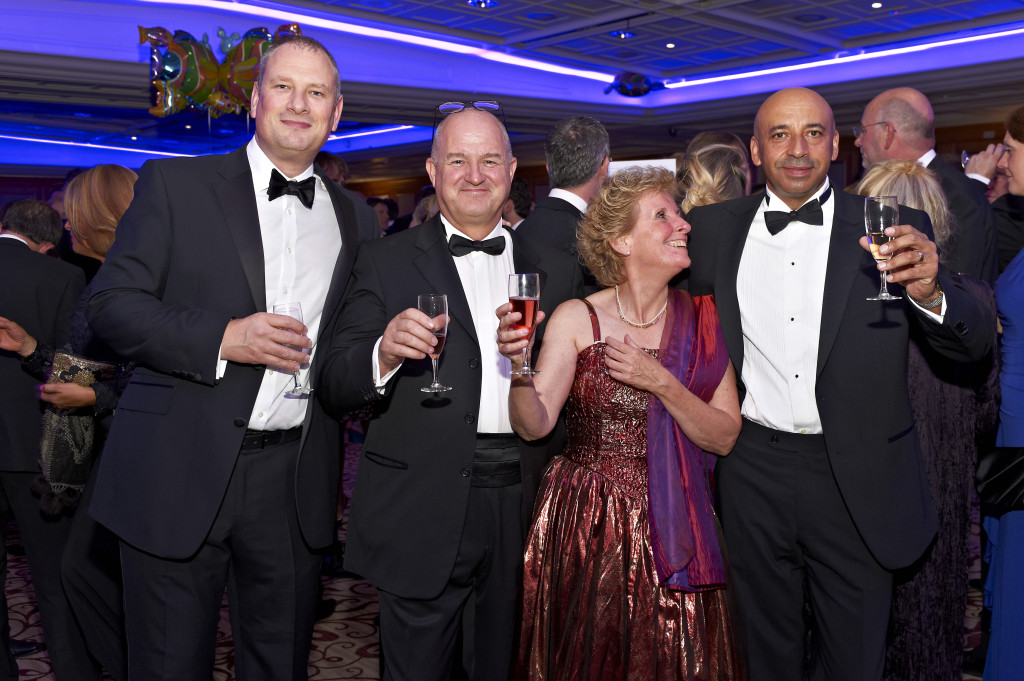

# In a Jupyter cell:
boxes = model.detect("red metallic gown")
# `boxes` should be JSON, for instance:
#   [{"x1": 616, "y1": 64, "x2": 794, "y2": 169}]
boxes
[{"x1": 516, "y1": 293, "x2": 744, "y2": 680}]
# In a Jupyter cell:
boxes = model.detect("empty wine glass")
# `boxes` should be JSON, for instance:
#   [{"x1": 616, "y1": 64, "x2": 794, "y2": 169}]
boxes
[
  {"x1": 864, "y1": 196, "x2": 902, "y2": 302},
  {"x1": 418, "y1": 294, "x2": 451, "y2": 393},
  {"x1": 272, "y1": 302, "x2": 313, "y2": 396}
]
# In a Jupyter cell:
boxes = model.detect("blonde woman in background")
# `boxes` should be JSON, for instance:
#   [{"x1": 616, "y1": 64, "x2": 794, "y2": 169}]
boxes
[
  {"x1": 856, "y1": 159, "x2": 999, "y2": 681},
  {"x1": 678, "y1": 143, "x2": 749, "y2": 213},
  {"x1": 0, "y1": 164, "x2": 137, "y2": 681}
]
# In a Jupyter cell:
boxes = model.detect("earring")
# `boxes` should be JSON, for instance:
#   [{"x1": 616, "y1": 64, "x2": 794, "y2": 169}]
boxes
[{"x1": 624, "y1": 250, "x2": 630, "y2": 256}]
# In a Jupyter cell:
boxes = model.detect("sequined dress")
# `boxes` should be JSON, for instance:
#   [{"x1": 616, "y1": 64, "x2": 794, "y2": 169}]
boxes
[{"x1": 516, "y1": 296, "x2": 743, "y2": 681}]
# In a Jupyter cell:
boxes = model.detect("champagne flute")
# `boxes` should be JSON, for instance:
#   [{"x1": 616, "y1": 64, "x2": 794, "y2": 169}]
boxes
[
  {"x1": 418, "y1": 294, "x2": 451, "y2": 393},
  {"x1": 864, "y1": 196, "x2": 902, "y2": 302},
  {"x1": 961, "y1": 150, "x2": 970, "y2": 170},
  {"x1": 508, "y1": 273, "x2": 541, "y2": 375},
  {"x1": 272, "y1": 302, "x2": 313, "y2": 396}
]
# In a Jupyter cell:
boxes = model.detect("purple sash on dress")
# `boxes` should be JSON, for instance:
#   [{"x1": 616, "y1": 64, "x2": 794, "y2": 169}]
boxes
[{"x1": 646, "y1": 289, "x2": 728, "y2": 591}]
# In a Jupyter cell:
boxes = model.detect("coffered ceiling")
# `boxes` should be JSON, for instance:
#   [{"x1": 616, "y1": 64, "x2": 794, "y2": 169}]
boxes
[{"x1": 1, "y1": 0, "x2": 1022, "y2": 180}]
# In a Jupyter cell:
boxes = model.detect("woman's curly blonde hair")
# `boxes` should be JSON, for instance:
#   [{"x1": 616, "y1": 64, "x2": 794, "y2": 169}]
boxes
[
  {"x1": 678, "y1": 143, "x2": 747, "y2": 213},
  {"x1": 577, "y1": 165, "x2": 679, "y2": 287}
]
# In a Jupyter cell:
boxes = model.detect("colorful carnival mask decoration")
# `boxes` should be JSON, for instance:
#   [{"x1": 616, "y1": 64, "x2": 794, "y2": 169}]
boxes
[{"x1": 140, "y1": 23, "x2": 302, "y2": 117}]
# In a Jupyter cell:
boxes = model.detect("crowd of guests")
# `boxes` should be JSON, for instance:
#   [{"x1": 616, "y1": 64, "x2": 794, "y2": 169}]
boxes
[{"x1": 1, "y1": 32, "x2": 1023, "y2": 681}]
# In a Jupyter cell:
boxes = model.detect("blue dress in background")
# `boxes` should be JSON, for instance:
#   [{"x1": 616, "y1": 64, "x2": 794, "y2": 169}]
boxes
[{"x1": 984, "y1": 247, "x2": 1024, "y2": 679}]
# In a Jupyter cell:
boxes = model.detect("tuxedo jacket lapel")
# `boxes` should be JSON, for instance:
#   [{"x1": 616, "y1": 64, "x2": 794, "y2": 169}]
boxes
[
  {"x1": 817, "y1": 191, "x2": 867, "y2": 377},
  {"x1": 215, "y1": 148, "x2": 266, "y2": 312},
  {"x1": 412, "y1": 218, "x2": 479, "y2": 347},
  {"x1": 715, "y1": 194, "x2": 762, "y2": 377},
  {"x1": 318, "y1": 171, "x2": 359, "y2": 332}
]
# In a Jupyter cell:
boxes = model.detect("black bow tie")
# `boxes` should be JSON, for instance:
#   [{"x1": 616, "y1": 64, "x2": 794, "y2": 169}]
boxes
[
  {"x1": 448, "y1": 234, "x2": 506, "y2": 257},
  {"x1": 267, "y1": 169, "x2": 316, "y2": 209},
  {"x1": 764, "y1": 187, "x2": 832, "y2": 235}
]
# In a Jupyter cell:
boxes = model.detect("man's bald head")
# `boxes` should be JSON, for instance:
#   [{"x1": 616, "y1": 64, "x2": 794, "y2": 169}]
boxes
[
  {"x1": 751, "y1": 88, "x2": 838, "y2": 210},
  {"x1": 857, "y1": 88, "x2": 935, "y2": 165}
]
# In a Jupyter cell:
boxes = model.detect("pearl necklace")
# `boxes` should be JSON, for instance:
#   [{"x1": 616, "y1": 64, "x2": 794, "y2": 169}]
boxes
[{"x1": 615, "y1": 285, "x2": 667, "y2": 329}]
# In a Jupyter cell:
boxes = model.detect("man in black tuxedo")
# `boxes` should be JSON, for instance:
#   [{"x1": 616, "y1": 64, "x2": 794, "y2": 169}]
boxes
[
  {"x1": 318, "y1": 104, "x2": 583, "y2": 681},
  {"x1": 0, "y1": 200, "x2": 95, "y2": 680},
  {"x1": 86, "y1": 37, "x2": 357, "y2": 680},
  {"x1": 517, "y1": 116, "x2": 609, "y2": 288},
  {"x1": 684, "y1": 88, "x2": 994, "y2": 681},
  {"x1": 856, "y1": 87, "x2": 998, "y2": 281}
]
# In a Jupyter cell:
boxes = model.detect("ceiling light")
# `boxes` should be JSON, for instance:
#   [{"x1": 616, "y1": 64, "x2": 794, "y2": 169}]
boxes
[
  {"x1": 184, "y1": 124, "x2": 192, "y2": 130},
  {"x1": 466, "y1": 0, "x2": 497, "y2": 8},
  {"x1": 872, "y1": 2, "x2": 883, "y2": 7},
  {"x1": 666, "y1": 43, "x2": 676, "y2": 49},
  {"x1": 610, "y1": 18, "x2": 635, "y2": 40},
  {"x1": 131, "y1": 136, "x2": 138, "y2": 140}
]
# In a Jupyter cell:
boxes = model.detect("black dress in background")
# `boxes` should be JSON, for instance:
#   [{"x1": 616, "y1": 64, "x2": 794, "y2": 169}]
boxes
[
  {"x1": 883, "y1": 275, "x2": 1000, "y2": 681},
  {"x1": 24, "y1": 277, "x2": 131, "y2": 681}
]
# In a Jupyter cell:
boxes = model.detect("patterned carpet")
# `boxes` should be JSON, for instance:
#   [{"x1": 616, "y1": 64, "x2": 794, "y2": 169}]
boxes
[
  {"x1": 5, "y1": 440, "x2": 382, "y2": 680},
  {"x1": 1, "y1": 438, "x2": 989, "y2": 679}
]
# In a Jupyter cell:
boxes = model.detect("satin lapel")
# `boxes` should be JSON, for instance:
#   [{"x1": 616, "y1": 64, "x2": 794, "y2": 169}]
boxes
[
  {"x1": 716, "y1": 195, "x2": 762, "y2": 375},
  {"x1": 817, "y1": 191, "x2": 866, "y2": 377},
  {"x1": 215, "y1": 148, "x2": 266, "y2": 312},
  {"x1": 412, "y1": 218, "x2": 478, "y2": 346},
  {"x1": 317, "y1": 171, "x2": 358, "y2": 332}
]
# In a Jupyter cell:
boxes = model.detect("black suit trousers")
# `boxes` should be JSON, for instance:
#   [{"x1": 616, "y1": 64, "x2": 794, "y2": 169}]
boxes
[
  {"x1": 377, "y1": 482, "x2": 523, "y2": 681},
  {"x1": 119, "y1": 438, "x2": 321, "y2": 681},
  {"x1": 717, "y1": 421, "x2": 892, "y2": 681}
]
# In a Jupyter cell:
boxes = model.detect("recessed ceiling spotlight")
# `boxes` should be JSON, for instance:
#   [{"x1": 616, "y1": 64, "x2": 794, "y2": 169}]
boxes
[
  {"x1": 466, "y1": 0, "x2": 497, "y2": 8},
  {"x1": 872, "y1": 2, "x2": 883, "y2": 7},
  {"x1": 611, "y1": 29, "x2": 635, "y2": 39},
  {"x1": 666, "y1": 42, "x2": 676, "y2": 49},
  {"x1": 184, "y1": 124, "x2": 191, "y2": 130},
  {"x1": 131, "y1": 136, "x2": 138, "y2": 140}
]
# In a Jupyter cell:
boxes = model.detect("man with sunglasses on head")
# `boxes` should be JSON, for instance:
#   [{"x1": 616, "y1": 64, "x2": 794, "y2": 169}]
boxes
[
  {"x1": 318, "y1": 101, "x2": 584, "y2": 680},
  {"x1": 856, "y1": 87, "x2": 998, "y2": 281}
]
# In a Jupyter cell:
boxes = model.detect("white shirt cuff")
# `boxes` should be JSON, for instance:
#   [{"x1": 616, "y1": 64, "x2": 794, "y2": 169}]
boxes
[
  {"x1": 966, "y1": 172, "x2": 991, "y2": 185},
  {"x1": 908, "y1": 292, "x2": 946, "y2": 323},
  {"x1": 216, "y1": 345, "x2": 227, "y2": 381},
  {"x1": 372, "y1": 336, "x2": 401, "y2": 393}
]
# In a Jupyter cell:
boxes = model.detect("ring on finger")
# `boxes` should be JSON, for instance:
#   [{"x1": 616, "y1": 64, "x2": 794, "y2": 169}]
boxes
[{"x1": 917, "y1": 251, "x2": 925, "y2": 263}]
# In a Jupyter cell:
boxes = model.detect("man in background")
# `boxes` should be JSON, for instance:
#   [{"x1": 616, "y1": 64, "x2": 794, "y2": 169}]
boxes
[
  {"x1": 502, "y1": 176, "x2": 531, "y2": 229},
  {"x1": 0, "y1": 199, "x2": 94, "y2": 680},
  {"x1": 517, "y1": 116, "x2": 609, "y2": 288},
  {"x1": 856, "y1": 87, "x2": 997, "y2": 281}
]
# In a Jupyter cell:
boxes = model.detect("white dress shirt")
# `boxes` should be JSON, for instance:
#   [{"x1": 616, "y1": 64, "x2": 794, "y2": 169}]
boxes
[
  {"x1": 737, "y1": 181, "x2": 834, "y2": 433},
  {"x1": 738, "y1": 181, "x2": 945, "y2": 434},
  {"x1": 216, "y1": 138, "x2": 341, "y2": 431},
  {"x1": 373, "y1": 216, "x2": 515, "y2": 434}
]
